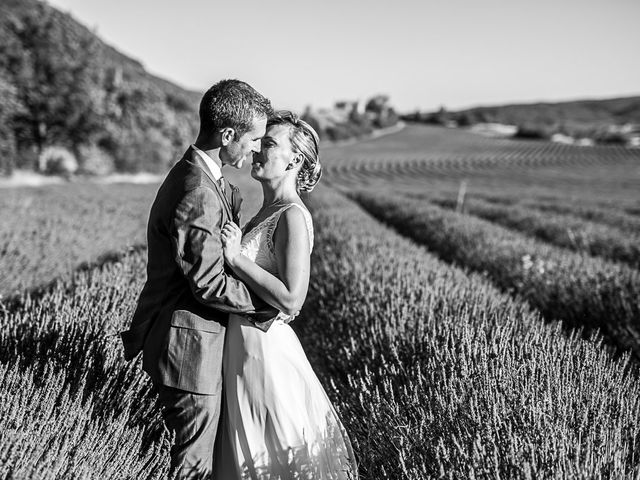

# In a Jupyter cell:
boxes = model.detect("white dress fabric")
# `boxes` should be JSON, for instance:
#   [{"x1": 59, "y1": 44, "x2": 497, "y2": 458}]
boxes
[{"x1": 216, "y1": 203, "x2": 357, "y2": 480}]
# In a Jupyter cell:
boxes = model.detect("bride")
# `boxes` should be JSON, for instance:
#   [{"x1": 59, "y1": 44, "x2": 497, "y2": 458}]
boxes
[{"x1": 217, "y1": 111, "x2": 357, "y2": 479}]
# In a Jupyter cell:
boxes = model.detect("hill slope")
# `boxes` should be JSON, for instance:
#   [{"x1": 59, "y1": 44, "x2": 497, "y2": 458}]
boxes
[
  {"x1": 0, "y1": 0, "x2": 201, "y2": 175},
  {"x1": 456, "y1": 96, "x2": 640, "y2": 127},
  {"x1": 405, "y1": 96, "x2": 640, "y2": 144}
]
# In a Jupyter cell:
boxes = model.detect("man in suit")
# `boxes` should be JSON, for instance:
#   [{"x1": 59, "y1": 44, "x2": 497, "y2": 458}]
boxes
[{"x1": 120, "y1": 79, "x2": 277, "y2": 479}]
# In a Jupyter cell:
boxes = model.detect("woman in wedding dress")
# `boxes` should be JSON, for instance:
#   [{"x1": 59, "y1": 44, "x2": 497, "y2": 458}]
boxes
[{"x1": 216, "y1": 111, "x2": 357, "y2": 480}]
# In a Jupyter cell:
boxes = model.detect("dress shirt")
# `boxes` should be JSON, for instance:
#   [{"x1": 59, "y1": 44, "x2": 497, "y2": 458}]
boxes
[{"x1": 192, "y1": 145, "x2": 223, "y2": 182}]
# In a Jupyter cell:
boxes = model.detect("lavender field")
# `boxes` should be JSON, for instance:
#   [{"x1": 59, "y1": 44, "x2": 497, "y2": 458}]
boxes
[{"x1": 1, "y1": 125, "x2": 640, "y2": 479}]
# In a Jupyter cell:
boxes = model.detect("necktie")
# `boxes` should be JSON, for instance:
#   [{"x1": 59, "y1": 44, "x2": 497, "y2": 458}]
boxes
[{"x1": 218, "y1": 177, "x2": 226, "y2": 194}]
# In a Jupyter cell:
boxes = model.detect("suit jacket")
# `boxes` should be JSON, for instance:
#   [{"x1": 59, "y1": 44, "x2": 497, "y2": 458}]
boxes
[{"x1": 120, "y1": 147, "x2": 275, "y2": 394}]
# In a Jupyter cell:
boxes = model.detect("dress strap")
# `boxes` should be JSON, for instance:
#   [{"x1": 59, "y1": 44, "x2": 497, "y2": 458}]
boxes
[{"x1": 266, "y1": 203, "x2": 314, "y2": 253}]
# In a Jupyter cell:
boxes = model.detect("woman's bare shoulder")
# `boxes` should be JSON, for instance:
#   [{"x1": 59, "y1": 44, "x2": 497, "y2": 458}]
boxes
[
  {"x1": 272, "y1": 203, "x2": 311, "y2": 247},
  {"x1": 278, "y1": 204, "x2": 309, "y2": 233}
]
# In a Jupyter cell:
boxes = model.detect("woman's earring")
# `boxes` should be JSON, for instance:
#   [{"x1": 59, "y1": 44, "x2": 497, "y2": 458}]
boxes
[
  {"x1": 289, "y1": 154, "x2": 303, "y2": 170},
  {"x1": 287, "y1": 156, "x2": 301, "y2": 170}
]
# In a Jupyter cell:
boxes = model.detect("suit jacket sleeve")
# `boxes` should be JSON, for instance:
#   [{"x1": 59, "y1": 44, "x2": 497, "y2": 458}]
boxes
[{"x1": 171, "y1": 185, "x2": 277, "y2": 327}]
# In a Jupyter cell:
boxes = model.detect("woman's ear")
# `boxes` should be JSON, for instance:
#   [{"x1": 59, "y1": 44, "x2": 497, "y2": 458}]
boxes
[
  {"x1": 287, "y1": 153, "x2": 304, "y2": 170},
  {"x1": 220, "y1": 128, "x2": 236, "y2": 146}
]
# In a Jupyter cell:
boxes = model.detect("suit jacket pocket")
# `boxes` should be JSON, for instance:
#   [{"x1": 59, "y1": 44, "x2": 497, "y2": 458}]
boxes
[
  {"x1": 165, "y1": 310, "x2": 224, "y2": 394},
  {"x1": 170, "y1": 309, "x2": 224, "y2": 333}
]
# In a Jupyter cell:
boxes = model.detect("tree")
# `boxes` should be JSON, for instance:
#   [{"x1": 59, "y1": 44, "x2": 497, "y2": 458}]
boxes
[
  {"x1": 365, "y1": 94, "x2": 390, "y2": 115},
  {"x1": 366, "y1": 94, "x2": 399, "y2": 129},
  {"x1": 5, "y1": 3, "x2": 104, "y2": 158},
  {"x1": 0, "y1": 78, "x2": 21, "y2": 174}
]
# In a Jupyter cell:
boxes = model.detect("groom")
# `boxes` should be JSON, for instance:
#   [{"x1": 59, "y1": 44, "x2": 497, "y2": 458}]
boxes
[{"x1": 121, "y1": 79, "x2": 277, "y2": 479}]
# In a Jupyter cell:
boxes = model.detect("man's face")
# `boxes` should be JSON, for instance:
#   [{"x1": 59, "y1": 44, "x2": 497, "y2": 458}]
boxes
[{"x1": 221, "y1": 115, "x2": 268, "y2": 169}]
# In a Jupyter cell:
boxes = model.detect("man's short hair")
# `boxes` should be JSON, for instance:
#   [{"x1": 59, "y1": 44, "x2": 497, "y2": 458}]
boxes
[{"x1": 199, "y1": 79, "x2": 273, "y2": 137}]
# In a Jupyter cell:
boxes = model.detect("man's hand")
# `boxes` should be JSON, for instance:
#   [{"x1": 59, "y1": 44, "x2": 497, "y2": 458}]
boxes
[
  {"x1": 221, "y1": 221, "x2": 243, "y2": 267},
  {"x1": 279, "y1": 311, "x2": 298, "y2": 324}
]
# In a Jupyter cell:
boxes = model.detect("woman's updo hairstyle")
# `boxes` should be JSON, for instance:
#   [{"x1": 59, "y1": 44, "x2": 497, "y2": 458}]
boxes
[{"x1": 267, "y1": 110, "x2": 322, "y2": 192}]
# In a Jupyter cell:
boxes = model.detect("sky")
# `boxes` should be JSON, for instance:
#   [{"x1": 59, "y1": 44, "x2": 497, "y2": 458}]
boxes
[{"x1": 47, "y1": 0, "x2": 640, "y2": 113}]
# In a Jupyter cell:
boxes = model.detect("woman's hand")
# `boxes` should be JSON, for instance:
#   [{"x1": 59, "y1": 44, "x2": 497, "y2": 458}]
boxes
[{"x1": 221, "y1": 221, "x2": 243, "y2": 267}]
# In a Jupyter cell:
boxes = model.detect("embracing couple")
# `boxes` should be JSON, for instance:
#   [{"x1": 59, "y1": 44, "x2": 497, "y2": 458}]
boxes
[{"x1": 121, "y1": 79, "x2": 356, "y2": 479}]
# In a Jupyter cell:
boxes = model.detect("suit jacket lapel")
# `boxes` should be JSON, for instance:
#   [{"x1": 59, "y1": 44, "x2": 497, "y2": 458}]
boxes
[
  {"x1": 214, "y1": 178, "x2": 233, "y2": 220},
  {"x1": 224, "y1": 181, "x2": 233, "y2": 206},
  {"x1": 186, "y1": 147, "x2": 233, "y2": 220}
]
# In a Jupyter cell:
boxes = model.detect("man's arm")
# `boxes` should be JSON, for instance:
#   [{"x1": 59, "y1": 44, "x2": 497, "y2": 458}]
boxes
[
  {"x1": 224, "y1": 206, "x2": 310, "y2": 316},
  {"x1": 171, "y1": 185, "x2": 277, "y2": 322}
]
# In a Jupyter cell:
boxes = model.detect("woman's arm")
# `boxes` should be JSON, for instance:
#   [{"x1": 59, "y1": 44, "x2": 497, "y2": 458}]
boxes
[{"x1": 221, "y1": 206, "x2": 310, "y2": 316}]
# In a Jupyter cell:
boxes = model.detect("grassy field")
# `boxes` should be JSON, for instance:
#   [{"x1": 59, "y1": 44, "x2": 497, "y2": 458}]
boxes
[
  {"x1": 0, "y1": 183, "x2": 156, "y2": 298},
  {"x1": 1, "y1": 125, "x2": 639, "y2": 478}
]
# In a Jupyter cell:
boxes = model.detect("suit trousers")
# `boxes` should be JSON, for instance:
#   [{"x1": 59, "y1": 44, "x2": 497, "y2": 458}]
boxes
[{"x1": 156, "y1": 385, "x2": 223, "y2": 480}]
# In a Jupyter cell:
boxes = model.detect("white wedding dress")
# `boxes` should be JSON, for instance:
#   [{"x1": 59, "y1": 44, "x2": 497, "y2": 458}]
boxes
[{"x1": 216, "y1": 203, "x2": 357, "y2": 480}]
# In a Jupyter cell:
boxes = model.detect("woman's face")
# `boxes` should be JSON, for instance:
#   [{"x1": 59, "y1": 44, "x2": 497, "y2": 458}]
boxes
[{"x1": 251, "y1": 124, "x2": 297, "y2": 182}]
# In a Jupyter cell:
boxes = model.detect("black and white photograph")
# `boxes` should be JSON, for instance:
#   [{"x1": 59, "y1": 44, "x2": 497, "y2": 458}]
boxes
[{"x1": 0, "y1": 0, "x2": 639, "y2": 478}]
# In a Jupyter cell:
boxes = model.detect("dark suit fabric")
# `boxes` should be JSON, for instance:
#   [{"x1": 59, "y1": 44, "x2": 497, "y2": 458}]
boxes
[
  {"x1": 122, "y1": 148, "x2": 272, "y2": 394},
  {"x1": 156, "y1": 385, "x2": 221, "y2": 479}
]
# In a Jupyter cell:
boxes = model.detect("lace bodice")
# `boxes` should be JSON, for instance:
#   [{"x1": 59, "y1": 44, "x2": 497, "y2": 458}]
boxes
[{"x1": 240, "y1": 203, "x2": 314, "y2": 276}]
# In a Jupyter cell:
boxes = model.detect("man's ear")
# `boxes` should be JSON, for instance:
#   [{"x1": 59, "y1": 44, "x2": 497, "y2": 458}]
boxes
[{"x1": 220, "y1": 128, "x2": 236, "y2": 146}]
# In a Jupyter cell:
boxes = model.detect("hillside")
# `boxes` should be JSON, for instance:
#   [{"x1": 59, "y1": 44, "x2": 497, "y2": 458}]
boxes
[
  {"x1": 455, "y1": 96, "x2": 640, "y2": 126},
  {"x1": 405, "y1": 96, "x2": 640, "y2": 144},
  {"x1": 0, "y1": 0, "x2": 201, "y2": 175}
]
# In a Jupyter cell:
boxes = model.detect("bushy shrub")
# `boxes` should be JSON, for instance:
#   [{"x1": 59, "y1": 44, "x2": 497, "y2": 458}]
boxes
[
  {"x1": 324, "y1": 124, "x2": 353, "y2": 142},
  {"x1": 373, "y1": 109, "x2": 399, "y2": 129},
  {"x1": 454, "y1": 112, "x2": 473, "y2": 126},
  {"x1": 165, "y1": 92, "x2": 192, "y2": 113},
  {"x1": 113, "y1": 128, "x2": 176, "y2": 173},
  {"x1": 595, "y1": 130, "x2": 628, "y2": 145},
  {"x1": 348, "y1": 110, "x2": 374, "y2": 136},
  {"x1": 77, "y1": 143, "x2": 115, "y2": 176},
  {"x1": 514, "y1": 123, "x2": 554, "y2": 140},
  {"x1": 38, "y1": 145, "x2": 78, "y2": 176},
  {"x1": 301, "y1": 111, "x2": 322, "y2": 140}
]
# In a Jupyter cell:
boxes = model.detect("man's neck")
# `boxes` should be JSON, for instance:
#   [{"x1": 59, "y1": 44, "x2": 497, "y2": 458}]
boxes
[{"x1": 193, "y1": 143, "x2": 224, "y2": 170}]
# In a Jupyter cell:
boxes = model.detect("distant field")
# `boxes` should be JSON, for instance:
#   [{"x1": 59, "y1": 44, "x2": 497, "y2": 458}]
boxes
[
  {"x1": 323, "y1": 125, "x2": 640, "y2": 267},
  {"x1": 1, "y1": 125, "x2": 640, "y2": 479},
  {"x1": 323, "y1": 124, "x2": 640, "y2": 207}
]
